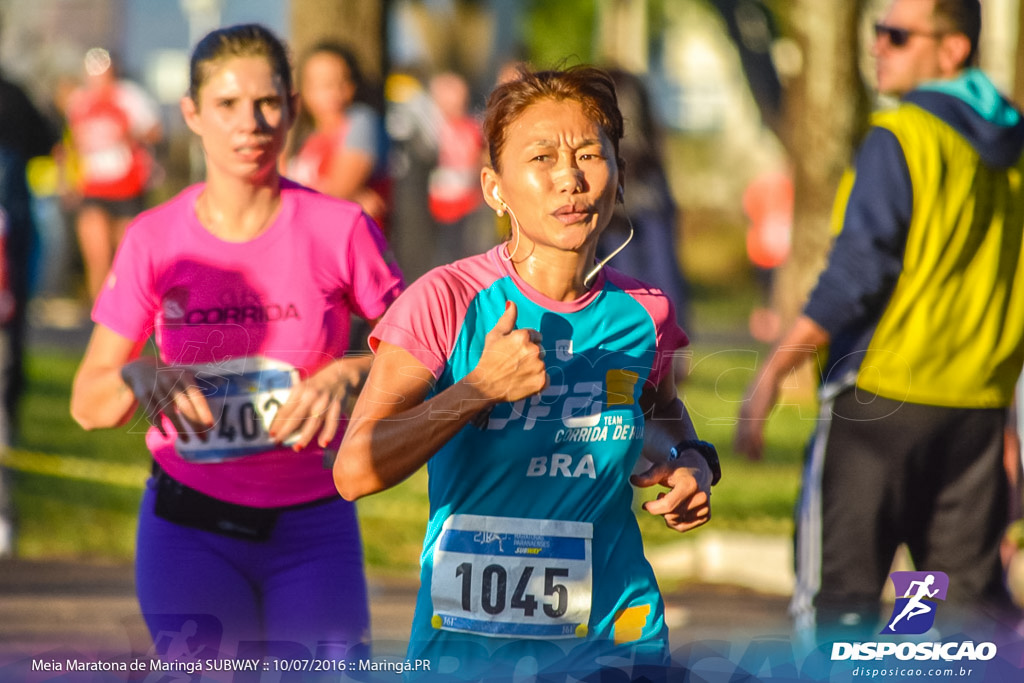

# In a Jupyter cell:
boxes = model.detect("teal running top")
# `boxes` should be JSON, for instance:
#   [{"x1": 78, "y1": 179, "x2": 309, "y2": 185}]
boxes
[{"x1": 370, "y1": 245, "x2": 689, "y2": 678}]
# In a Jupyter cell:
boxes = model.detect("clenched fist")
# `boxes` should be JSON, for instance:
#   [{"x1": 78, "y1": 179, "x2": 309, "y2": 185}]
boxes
[{"x1": 465, "y1": 301, "x2": 548, "y2": 404}]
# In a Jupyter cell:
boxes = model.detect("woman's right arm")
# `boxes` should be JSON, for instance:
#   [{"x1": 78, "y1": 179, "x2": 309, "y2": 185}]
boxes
[
  {"x1": 334, "y1": 301, "x2": 547, "y2": 500},
  {"x1": 71, "y1": 325, "x2": 214, "y2": 435},
  {"x1": 70, "y1": 325, "x2": 145, "y2": 430}
]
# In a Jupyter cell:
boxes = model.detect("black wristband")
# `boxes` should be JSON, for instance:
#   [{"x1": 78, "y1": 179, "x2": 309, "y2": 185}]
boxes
[{"x1": 669, "y1": 439, "x2": 721, "y2": 486}]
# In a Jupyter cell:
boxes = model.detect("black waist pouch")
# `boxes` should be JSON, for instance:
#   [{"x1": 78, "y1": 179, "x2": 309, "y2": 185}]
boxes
[{"x1": 152, "y1": 465, "x2": 279, "y2": 541}]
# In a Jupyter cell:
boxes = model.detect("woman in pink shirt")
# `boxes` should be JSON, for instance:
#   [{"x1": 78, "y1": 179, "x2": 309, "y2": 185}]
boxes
[{"x1": 70, "y1": 24, "x2": 403, "y2": 659}]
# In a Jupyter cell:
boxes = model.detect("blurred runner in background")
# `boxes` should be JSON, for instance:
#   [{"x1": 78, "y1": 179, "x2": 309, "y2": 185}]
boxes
[
  {"x1": 426, "y1": 71, "x2": 490, "y2": 267},
  {"x1": 287, "y1": 41, "x2": 390, "y2": 230},
  {"x1": 65, "y1": 47, "x2": 162, "y2": 300},
  {"x1": 742, "y1": 166, "x2": 792, "y2": 342}
]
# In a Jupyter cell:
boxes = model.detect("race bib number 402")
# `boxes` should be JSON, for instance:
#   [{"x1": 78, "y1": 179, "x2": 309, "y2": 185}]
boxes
[
  {"x1": 430, "y1": 514, "x2": 592, "y2": 639},
  {"x1": 176, "y1": 357, "x2": 298, "y2": 463}
]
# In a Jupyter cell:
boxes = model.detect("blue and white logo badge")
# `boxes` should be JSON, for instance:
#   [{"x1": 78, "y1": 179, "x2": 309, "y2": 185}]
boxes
[
  {"x1": 555, "y1": 339, "x2": 574, "y2": 362},
  {"x1": 881, "y1": 571, "x2": 949, "y2": 635}
]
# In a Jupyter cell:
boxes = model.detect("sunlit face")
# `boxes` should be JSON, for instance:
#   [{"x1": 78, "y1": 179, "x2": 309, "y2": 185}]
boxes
[
  {"x1": 300, "y1": 52, "x2": 356, "y2": 125},
  {"x1": 485, "y1": 98, "x2": 620, "y2": 257},
  {"x1": 873, "y1": 0, "x2": 947, "y2": 96},
  {"x1": 182, "y1": 55, "x2": 292, "y2": 183}
]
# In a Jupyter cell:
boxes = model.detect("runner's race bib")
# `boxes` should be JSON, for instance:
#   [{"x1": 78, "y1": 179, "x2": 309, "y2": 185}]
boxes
[
  {"x1": 430, "y1": 514, "x2": 592, "y2": 639},
  {"x1": 84, "y1": 145, "x2": 133, "y2": 182},
  {"x1": 176, "y1": 357, "x2": 298, "y2": 463}
]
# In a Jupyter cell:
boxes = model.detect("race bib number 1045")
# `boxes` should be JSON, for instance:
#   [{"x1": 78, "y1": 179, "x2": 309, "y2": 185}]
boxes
[{"x1": 430, "y1": 514, "x2": 593, "y2": 639}]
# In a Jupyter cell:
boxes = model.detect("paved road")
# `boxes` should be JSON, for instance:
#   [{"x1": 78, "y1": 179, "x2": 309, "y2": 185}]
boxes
[
  {"x1": 0, "y1": 558, "x2": 791, "y2": 659},
  {"x1": 8, "y1": 311, "x2": 1024, "y2": 680}
]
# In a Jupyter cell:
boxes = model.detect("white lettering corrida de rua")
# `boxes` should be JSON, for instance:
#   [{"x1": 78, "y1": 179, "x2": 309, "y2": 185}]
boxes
[{"x1": 554, "y1": 422, "x2": 644, "y2": 444}]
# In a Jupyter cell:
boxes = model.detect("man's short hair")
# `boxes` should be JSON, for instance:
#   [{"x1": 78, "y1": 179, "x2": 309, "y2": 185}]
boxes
[{"x1": 933, "y1": 0, "x2": 981, "y2": 67}]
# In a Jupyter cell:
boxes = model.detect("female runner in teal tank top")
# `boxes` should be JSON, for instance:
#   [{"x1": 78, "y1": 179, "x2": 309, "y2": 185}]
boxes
[{"x1": 335, "y1": 65, "x2": 720, "y2": 681}]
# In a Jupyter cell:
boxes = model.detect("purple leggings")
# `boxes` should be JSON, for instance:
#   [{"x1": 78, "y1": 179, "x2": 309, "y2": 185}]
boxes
[{"x1": 135, "y1": 477, "x2": 370, "y2": 658}]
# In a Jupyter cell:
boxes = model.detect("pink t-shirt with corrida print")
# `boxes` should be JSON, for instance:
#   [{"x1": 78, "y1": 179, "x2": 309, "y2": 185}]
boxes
[{"x1": 93, "y1": 179, "x2": 404, "y2": 507}]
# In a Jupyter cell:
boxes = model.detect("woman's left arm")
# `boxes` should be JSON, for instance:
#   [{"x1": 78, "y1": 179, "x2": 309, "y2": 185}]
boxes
[
  {"x1": 630, "y1": 372, "x2": 715, "y2": 532},
  {"x1": 267, "y1": 319, "x2": 379, "y2": 450}
]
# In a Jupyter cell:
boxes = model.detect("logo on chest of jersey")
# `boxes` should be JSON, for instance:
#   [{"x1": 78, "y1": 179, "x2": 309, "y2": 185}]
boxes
[
  {"x1": 484, "y1": 369, "x2": 642, "y2": 440},
  {"x1": 554, "y1": 419, "x2": 644, "y2": 444},
  {"x1": 555, "y1": 339, "x2": 573, "y2": 362},
  {"x1": 163, "y1": 297, "x2": 301, "y2": 325}
]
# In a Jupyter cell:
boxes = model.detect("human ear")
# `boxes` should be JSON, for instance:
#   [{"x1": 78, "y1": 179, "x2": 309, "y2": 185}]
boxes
[
  {"x1": 286, "y1": 92, "x2": 300, "y2": 129},
  {"x1": 938, "y1": 33, "x2": 972, "y2": 75},
  {"x1": 481, "y1": 167, "x2": 505, "y2": 214},
  {"x1": 180, "y1": 96, "x2": 202, "y2": 136}
]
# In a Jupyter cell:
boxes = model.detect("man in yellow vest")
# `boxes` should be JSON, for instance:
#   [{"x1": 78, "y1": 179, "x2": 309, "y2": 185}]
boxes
[{"x1": 736, "y1": 0, "x2": 1024, "y2": 638}]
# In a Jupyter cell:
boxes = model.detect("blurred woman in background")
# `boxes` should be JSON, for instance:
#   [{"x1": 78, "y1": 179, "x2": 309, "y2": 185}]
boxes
[{"x1": 287, "y1": 41, "x2": 390, "y2": 229}]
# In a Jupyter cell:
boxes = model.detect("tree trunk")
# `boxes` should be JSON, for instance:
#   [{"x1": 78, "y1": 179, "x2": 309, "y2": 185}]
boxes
[
  {"x1": 595, "y1": 0, "x2": 649, "y2": 72},
  {"x1": 774, "y1": 0, "x2": 869, "y2": 327},
  {"x1": 289, "y1": 0, "x2": 387, "y2": 86}
]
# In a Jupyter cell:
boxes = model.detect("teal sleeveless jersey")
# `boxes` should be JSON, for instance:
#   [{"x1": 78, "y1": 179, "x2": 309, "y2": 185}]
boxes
[{"x1": 370, "y1": 246, "x2": 688, "y2": 678}]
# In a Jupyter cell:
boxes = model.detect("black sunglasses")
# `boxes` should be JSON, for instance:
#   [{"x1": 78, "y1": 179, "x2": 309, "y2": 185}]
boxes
[{"x1": 874, "y1": 23, "x2": 944, "y2": 48}]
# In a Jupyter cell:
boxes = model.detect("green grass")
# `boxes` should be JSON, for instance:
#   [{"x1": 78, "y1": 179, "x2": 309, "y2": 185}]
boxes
[
  {"x1": 7, "y1": 312, "x2": 812, "y2": 573},
  {"x1": 634, "y1": 338, "x2": 813, "y2": 543},
  {"x1": 9, "y1": 350, "x2": 148, "y2": 559}
]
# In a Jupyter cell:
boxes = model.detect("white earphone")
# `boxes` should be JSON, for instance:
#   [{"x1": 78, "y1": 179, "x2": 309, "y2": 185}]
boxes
[
  {"x1": 583, "y1": 186, "x2": 633, "y2": 288},
  {"x1": 493, "y1": 187, "x2": 522, "y2": 261},
  {"x1": 492, "y1": 187, "x2": 510, "y2": 220}
]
